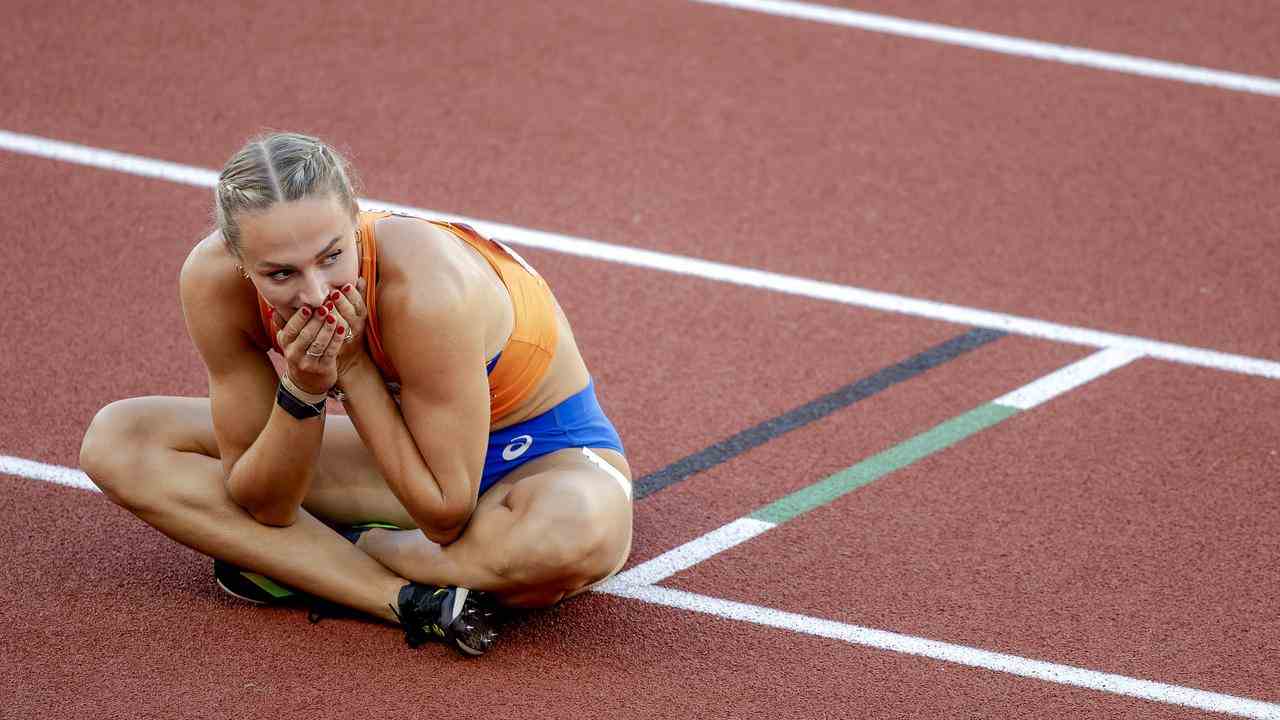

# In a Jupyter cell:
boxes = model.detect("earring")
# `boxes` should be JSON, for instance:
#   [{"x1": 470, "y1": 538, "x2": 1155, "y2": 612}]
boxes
[{"x1": 236, "y1": 264, "x2": 249, "y2": 280}]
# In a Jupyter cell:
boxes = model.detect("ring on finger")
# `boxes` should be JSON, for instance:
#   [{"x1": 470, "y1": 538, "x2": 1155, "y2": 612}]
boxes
[{"x1": 306, "y1": 346, "x2": 325, "y2": 357}]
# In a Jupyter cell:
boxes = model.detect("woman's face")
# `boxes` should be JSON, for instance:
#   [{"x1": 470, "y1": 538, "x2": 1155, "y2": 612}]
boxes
[{"x1": 237, "y1": 193, "x2": 359, "y2": 315}]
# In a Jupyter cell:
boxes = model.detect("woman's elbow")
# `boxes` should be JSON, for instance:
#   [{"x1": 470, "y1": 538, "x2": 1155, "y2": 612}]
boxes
[
  {"x1": 418, "y1": 507, "x2": 470, "y2": 544},
  {"x1": 227, "y1": 480, "x2": 299, "y2": 528},
  {"x1": 418, "y1": 499, "x2": 474, "y2": 545},
  {"x1": 247, "y1": 504, "x2": 299, "y2": 528},
  {"x1": 423, "y1": 523, "x2": 465, "y2": 546}
]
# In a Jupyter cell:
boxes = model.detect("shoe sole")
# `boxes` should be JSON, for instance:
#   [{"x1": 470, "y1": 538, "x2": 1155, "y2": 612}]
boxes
[
  {"x1": 216, "y1": 575, "x2": 269, "y2": 605},
  {"x1": 447, "y1": 588, "x2": 489, "y2": 656},
  {"x1": 455, "y1": 641, "x2": 485, "y2": 656}
]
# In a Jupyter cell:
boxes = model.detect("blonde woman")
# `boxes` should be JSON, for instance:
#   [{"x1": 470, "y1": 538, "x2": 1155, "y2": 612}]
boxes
[{"x1": 79, "y1": 132, "x2": 633, "y2": 655}]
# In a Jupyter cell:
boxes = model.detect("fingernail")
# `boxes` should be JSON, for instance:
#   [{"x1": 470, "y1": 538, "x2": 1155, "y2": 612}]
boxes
[
  {"x1": 326, "y1": 315, "x2": 336, "y2": 325},
  {"x1": 336, "y1": 325, "x2": 345, "y2": 335},
  {"x1": 324, "y1": 301, "x2": 334, "y2": 311},
  {"x1": 266, "y1": 306, "x2": 273, "y2": 317},
  {"x1": 342, "y1": 284, "x2": 353, "y2": 293},
  {"x1": 301, "y1": 307, "x2": 312, "y2": 318},
  {"x1": 330, "y1": 291, "x2": 341, "y2": 301},
  {"x1": 316, "y1": 306, "x2": 327, "y2": 317}
]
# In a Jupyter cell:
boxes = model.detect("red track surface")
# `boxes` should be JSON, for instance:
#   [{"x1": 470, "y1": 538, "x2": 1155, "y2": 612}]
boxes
[
  {"x1": 671, "y1": 359, "x2": 1280, "y2": 702},
  {"x1": 8, "y1": 1, "x2": 1280, "y2": 357},
  {"x1": 0, "y1": 477, "x2": 1218, "y2": 720},
  {"x1": 633, "y1": 335, "x2": 1088, "y2": 561},
  {"x1": 4, "y1": 1, "x2": 1278, "y2": 718}
]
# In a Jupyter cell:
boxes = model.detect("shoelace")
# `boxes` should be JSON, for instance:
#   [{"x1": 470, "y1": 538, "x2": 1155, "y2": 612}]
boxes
[{"x1": 389, "y1": 601, "x2": 444, "y2": 647}]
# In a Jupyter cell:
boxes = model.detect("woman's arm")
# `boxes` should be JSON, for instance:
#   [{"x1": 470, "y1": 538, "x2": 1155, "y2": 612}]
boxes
[
  {"x1": 337, "y1": 286, "x2": 490, "y2": 545},
  {"x1": 214, "y1": 359, "x2": 327, "y2": 526},
  {"x1": 179, "y1": 251, "x2": 326, "y2": 526}
]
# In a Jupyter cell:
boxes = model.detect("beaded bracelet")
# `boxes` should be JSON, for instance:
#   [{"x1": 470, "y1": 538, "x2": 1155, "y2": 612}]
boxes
[{"x1": 280, "y1": 372, "x2": 328, "y2": 405}]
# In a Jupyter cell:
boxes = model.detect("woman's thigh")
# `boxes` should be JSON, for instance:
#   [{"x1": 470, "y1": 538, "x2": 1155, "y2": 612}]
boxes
[
  {"x1": 303, "y1": 408, "x2": 416, "y2": 527},
  {"x1": 125, "y1": 396, "x2": 412, "y2": 527}
]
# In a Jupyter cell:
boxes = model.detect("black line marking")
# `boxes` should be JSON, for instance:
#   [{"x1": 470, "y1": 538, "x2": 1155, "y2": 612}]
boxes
[{"x1": 634, "y1": 328, "x2": 1007, "y2": 499}]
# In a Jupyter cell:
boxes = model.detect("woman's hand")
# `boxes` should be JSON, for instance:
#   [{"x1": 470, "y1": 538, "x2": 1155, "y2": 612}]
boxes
[
  {"x1": 330, "y1": 278, "x2": 370, "y2": 381},
  {"x1": 275, "y1": 303, "x2": 347, "y2": 395}
]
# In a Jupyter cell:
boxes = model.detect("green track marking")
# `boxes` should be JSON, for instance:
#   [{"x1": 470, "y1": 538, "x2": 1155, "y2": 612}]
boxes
[{"x1": 750, "y1": 403, "x2": 1018, "y2": 524}]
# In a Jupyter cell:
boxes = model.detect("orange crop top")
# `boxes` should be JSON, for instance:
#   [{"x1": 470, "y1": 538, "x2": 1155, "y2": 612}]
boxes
[{"x1": 256, "y1": 211, "x2": 558, "y2": 425}]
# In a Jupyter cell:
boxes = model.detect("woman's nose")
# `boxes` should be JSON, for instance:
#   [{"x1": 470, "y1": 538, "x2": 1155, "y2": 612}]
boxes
[{"x1": 297, "y1": 274, "x2": 329, "y2": 308}]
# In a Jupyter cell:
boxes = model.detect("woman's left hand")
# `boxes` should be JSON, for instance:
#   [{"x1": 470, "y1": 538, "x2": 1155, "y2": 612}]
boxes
[{"x1": 329, "y1": 277, "x2": 369, "y2": 377}]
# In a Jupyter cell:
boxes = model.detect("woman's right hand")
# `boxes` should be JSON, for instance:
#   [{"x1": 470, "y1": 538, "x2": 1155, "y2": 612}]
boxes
[{"x1": 275, "y1": 304, "x2": 349, "y2": 395}]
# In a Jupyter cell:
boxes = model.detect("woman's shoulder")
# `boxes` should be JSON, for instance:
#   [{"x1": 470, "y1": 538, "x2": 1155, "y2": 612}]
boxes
[
  {"x1": 373, "y1": 214, "x2": 491, "y2": 312},
  {"x1": 181, "y1": 231, "x2": 243, "y2": 296},
  {"x1": 179, "y1": 230, "x2": 264, "y2": 344},
  {"x1": 371, "y1": 214, "x2": 458, "y2": 263}
]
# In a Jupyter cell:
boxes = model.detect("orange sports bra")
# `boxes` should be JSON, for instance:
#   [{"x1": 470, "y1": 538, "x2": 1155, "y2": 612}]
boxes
[{"x1": 256, "y1": 211, "x2": 558, "y2": 425}]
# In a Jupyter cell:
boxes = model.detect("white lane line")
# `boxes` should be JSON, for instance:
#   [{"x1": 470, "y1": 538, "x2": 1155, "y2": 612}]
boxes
[
  {"x1": 12, "y1": 452, "x2": 1274, "y2": 718},
  {"x1": 692, "y1": 0, "x2": 1280, "y2": 98},
  {"x1": 3, "y1": 128, "x2": 1280, "y2": 381},
  {"x1": 603, "y1": 584, "x2": 1280, "y2": 719},
  {"x1": 598, "y1": 518, "x2": 777, "y2": 589},
  {"x1": 0, "y1": 129, "x2": 219, "y2": 187},
  {"x1": 1, "y1": 455, "x2": 98, "y2": 492},
  {"x1": 7, "y1": 453, "x2": 1276, "y2": 717},
  {"x1": 994, "y1": 347, "x2": 1144, "y2": 410}
]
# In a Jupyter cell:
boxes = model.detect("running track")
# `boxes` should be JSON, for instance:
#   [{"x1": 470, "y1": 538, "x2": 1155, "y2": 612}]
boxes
[{"x1": 4, "y1": 2, "x2": 1279, "y2": 718}]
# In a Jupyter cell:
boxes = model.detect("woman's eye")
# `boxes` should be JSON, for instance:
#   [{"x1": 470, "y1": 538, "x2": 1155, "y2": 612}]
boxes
[
  {"x1": 270, "y1": 270, "x2": 292, "y2": 281},
  {"x1": 323, "y1": 251, "x2": 342, "y2": 264}
]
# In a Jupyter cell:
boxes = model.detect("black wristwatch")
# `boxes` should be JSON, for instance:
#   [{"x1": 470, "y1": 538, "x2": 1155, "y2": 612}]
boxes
[{"x1": 276, "y1": 383, "x2": 326, "y2": 420}]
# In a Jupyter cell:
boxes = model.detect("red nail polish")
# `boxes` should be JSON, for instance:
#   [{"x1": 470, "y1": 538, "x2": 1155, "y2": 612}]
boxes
[
  {"x1": 301, "y1": 307, "x2": 312, "y2": 318},
  {"x1": 336, "y1": 325, "x2": 345, "y2": 335},
  {"x1": 266, "y1": 306, "x2": 273, "y2": 317},
  {"x1": 326, "y1": 315, "x2": 335, "y2": 325},
  {"x1": 316, "y1": 306, "x2": 327, "y2": 317},
  {"x1": 342, "y1": 284, "x2": 353, "y2": 293},
  {"x1": 324, "y1": 300, "x2": 334, "y2": 311},
  {"x1": 330, "y1": 291, "x2": 341, "y2": 301}
]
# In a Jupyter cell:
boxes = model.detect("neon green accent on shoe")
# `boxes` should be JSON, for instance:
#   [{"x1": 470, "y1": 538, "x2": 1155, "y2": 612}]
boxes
[{"x1": 241, "y1": 571, "x2": 295, "y2": 599}]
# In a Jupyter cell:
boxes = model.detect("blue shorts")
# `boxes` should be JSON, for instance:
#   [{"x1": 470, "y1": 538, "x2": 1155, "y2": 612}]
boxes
[{"x1": 480, "y1": 379, "x2": 625, "y2": 495}]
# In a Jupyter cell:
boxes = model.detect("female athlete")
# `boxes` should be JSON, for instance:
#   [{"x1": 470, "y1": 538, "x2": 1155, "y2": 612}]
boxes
[{"x1": 78, "y1": 132, "x2": 634, "y2": 656}]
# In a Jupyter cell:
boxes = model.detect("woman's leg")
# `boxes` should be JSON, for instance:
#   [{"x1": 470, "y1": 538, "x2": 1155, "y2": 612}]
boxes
[
  {"x1": 79, "y1": 396, "x2": 410, "y2": 622},
  {"x1": 357, "y1": 447, "x2": 634, "y2": 608}
]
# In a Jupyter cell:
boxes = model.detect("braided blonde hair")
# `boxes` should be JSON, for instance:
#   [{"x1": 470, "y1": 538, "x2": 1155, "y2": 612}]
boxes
[{"x1": 213, "y1": 132, "x2": 359, "y2": 257}]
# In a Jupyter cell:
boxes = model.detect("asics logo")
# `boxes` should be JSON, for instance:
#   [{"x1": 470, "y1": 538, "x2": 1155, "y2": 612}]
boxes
[{"x1": 502, "y1": 434, "x2": 534, "y2": 461}]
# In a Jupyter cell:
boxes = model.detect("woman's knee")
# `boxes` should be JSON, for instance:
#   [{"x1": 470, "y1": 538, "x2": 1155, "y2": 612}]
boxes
[
  {"x1": 500, "y1": 480, "x2": 630, "y2": 589},
  {"x1": 80, "y1": 397, "x2": 194, "y2": 507},
  {"x1": 81, "y1": 399, "x2": 139, "y2": 495}
]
